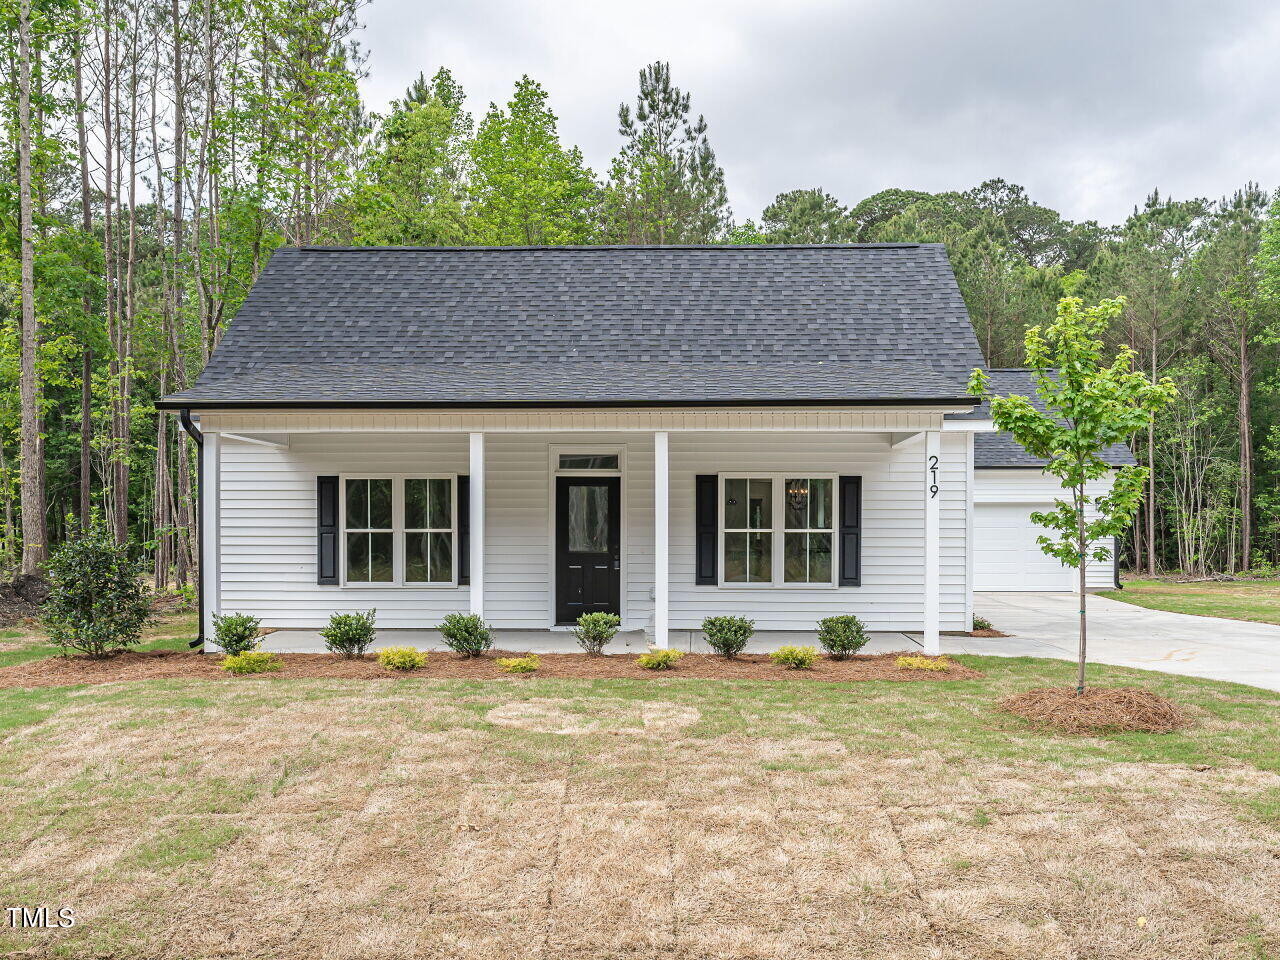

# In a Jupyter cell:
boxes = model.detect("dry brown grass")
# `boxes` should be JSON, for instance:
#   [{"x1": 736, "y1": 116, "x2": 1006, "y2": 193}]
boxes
[
  {"x1": 998, "y1": 686, "x2": 1189, "y2": 734},
  {"x1": 1, "y1": 675, "x2": 1277, "y2": 959}
]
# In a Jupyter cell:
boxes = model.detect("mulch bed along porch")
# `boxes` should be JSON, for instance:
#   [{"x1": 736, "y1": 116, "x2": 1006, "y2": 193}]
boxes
[{"x1": 0, "y1": 649, "x2": 983, "y2": 688}]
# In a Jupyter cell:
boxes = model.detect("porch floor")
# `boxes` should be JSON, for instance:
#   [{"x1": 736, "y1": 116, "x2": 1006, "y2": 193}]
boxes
[{"x1": 251, "y1": 629, "x2": 926, "y2": 656}]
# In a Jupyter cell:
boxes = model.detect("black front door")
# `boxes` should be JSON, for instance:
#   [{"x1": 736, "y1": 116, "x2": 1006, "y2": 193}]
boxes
[{"x1": 555, "y1": 476, "x2": 621, "y2": 625}]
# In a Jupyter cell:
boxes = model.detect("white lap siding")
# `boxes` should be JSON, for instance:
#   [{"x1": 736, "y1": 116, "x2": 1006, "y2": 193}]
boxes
[
  {"x1": 215, "y1": 429, "x2": 969, "y2": 632},
  {"x1": 666, "y1": 431, "x2": 968, "y2": 633}
]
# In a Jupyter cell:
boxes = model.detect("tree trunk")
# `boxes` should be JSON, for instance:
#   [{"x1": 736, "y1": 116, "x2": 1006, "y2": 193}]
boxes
[
  {"x1": 1076, "y1": 486, "x2": 1087, "y2": 696},
  {"x1": 1238, "y1": 325, "x2": 1252, "y2": 570},
  {"x1": 1146, "y1": 336, "x2": 1157, "y2": 575},
  {"x1": 74, "y1": 16, "x2": 93, "y2": 528},
  {"x1": 17, "y1": 0, "x2": 49, "y2": 573}
]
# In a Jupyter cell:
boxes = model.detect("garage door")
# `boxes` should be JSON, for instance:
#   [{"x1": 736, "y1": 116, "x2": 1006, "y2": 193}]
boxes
[{"x1": 974, "y1": 502, "x2": 1074, "y2": 592}]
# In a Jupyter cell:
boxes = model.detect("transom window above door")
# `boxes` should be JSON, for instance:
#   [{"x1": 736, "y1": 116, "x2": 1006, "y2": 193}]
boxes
[
  {"x1": 343, "y1": 476, "x2": 456, "y2": 586},
  {"x1": 720, "y1": 475, "x2": 836, "y2": 586}
]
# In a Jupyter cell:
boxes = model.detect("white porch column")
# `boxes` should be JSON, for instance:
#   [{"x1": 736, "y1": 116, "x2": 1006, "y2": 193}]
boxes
[
  {"x1": 469, "y1": 432, "x2": 485, "y2": 618},
  {"x1": 201, "y1": 431, "x2": 220, "y2": 644},
  {"x1": 924, "y1": 430, "x2": 941, "y2": 655},
  {"x1": 653, "y1": 431, "x2": 669, "y2": 649}
]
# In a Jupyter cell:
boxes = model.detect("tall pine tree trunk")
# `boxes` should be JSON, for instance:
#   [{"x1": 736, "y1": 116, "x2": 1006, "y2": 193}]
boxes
[
  {"x1": 74, "y1": 16, "x2": 93, "y2": 528},
  {"x1": 17, "y1": 0, "x2": 49, "y2": 574},
  {"x1": 1238, "y1": 326, "x2": 1252, "y2": 570}
]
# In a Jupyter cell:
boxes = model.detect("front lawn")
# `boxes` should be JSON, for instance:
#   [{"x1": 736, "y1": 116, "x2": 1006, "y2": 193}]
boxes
[
  {"x1": 0, "y1": 654, "x2": 1277, "y2": 958},
  {"x1": 0, "y1": 611, "x2": 197, "y2": 669},
  {"x1": 1102, "y1": 577, "x2": 1280, "y2": 626}
]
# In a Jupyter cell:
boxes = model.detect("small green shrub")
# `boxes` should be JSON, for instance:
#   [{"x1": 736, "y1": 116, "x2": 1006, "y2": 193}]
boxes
[
  {"x1": 212, "y1": 612, "x2": 262, "y2": 656},
  {"x1": 221, "y1": 650, "x2": 282, "y2": 675},
  {"x1": 496, "y1": 654, "x2": 540, "y2": 673},
  {"x1": 376, "y1": 646, "x2": 427, "y2": 671},
  {"x1": 573, "y1": 612, "x2": 621, "y2": 655},
  {"x1": 637, "y1": 648, "x2": 684, "y2": 670},
  {"x1": 702, "y1": 615, "x2": 754, "y2": 659},
  {"x1": 439, "y1": 612, "x2": 493, "y2": 657},
  {"x1": 770, "y1": 645, "x2": 817, "y2": 669},
  {"x1": 42, "y1": 523, "x2": 152, "y2": 658},
  {"x1": 972, "y1": 616, "x2": 994, "y2": 632},
  {"x1": 321, "y1": 610, "x2": 377, "y2": 658},
  {"x1": 816, "y1": 614, "x2": 868, "y2": 660},
  {"x1": 896, "y1": 654, "x2": 952, "y2": 672}
]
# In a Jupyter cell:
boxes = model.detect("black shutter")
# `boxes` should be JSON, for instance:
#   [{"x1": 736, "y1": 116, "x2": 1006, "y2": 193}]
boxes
[
  {"x1": 457, "y1": 475, "x2": 470, "y2": 585},
  {"x1": 695, "y1": 474, "x2": 717, "y2": 584},
  {"x1": 317, "y1": 476, "x2": 339, "y2": 585},
  {"x1": 838, "y1": 476, "x2": 862, "y2": 587}
]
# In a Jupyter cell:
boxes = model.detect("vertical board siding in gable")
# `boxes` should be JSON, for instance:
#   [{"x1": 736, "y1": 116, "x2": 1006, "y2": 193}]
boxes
[{"x1": 974, "y1": 468, "x2": 1117, "y2": 589}]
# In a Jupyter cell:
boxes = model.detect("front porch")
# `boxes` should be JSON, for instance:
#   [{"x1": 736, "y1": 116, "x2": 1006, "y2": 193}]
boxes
[
  {"x1": 199, "y1": 405, "x2": 986, "y2": 656},
  {"x1": 255, "y1": 628, "x2": 929, "y2": 655}
]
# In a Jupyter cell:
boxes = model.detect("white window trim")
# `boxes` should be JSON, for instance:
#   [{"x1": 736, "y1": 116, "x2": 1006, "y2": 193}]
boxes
[
  {"x1": 339, "y1": 473, "x2": 459, "y2": 589},
  {"x1": 549, "y1": 443, "x2": 625, "y2": 476},
  {"x1": 717, "y1": 473, "x2": 838, "y2": 589}
]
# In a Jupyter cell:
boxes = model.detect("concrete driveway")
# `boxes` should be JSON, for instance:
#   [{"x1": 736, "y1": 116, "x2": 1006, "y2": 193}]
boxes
[{"x1": 967, "y1": 592, "x2": 1280, "y2": 692}]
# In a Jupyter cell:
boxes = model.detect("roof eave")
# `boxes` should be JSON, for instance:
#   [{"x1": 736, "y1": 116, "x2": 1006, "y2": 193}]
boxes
[{"x1": 156, "y1": 395, "x2": 981, "y2": 412}]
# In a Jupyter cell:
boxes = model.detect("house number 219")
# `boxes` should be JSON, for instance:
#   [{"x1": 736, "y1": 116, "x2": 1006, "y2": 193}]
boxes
[{"x1": 928, "y1": 455, "x2": 939, "y2": 499}]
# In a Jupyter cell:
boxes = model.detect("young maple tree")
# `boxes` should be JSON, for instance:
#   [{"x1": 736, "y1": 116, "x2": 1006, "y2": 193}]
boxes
[{"x1": 969, "y1": 296, "x2": 1177, "y2": 694}]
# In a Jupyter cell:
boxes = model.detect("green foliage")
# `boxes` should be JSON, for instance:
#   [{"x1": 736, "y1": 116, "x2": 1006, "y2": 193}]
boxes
[
  {"x1": 496, "y1": 654, "x2": 540, "y2": 673},
  {"x1": 815, "y1": 615, "x2": 868, "y2": 660},
  {"x1": 320, "y1": 610, "x2": 377, "y2": 658},
  {"x1": 439, "y1": 612, "x2": 493, "y2": 657},
  {"x1": 701, "y1": 615, "x2": 754, "y2": 658},
  {"x1": 469, "y1": 76, "x2": 598, "y2": 245},
  {"x1": 972, "y1": 616, "x2": 994, "y2": 632},
  {"x1": 969, "y1": 296, "x2": 1178, "y2": 570},
  {"x1": 220, "y1": 650, "x2": 282, "y2": 675},
  {"x1": 761, "y1": 188, "x2": 854, "y2": 243},
  {"x1": 212, "y1": 612, "x2": 262, "y2": 657},
  {"x1": 896, "y1": 655, "x2": 952, "y2": 672},
  {"x1": 573, "y1": 611, "x2": 621, "y2": 655},
  {"x1": 376, "y1": 646, "x2": 427, "y2": 671},
  {"x1": 770, "y1": 645, "x2": 817, "y2": 669},
  {"x1": 637, "y1": 648, "x2": 684, "y2": 670},
  {"x1": 43, "y1": 524, "x2": 151, "y2": 658}
]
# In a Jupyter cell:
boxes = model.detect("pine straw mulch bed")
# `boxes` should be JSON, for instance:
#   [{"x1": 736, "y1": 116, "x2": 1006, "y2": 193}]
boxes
[
  {"x1": 0, "y1": 649, "x2": 982, "y2": 688},
  {"x1": 998, "y1": 686, "x2": 1189, "y2": 734},
  {"x1": 970, "y1": 628, "x2": 1011, "y2": 638}
]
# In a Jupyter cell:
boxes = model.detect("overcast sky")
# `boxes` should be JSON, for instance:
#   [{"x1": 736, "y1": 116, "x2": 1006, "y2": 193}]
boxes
[{"x1": 357, "y1": 0, "x2": 1280, "y2": 228}]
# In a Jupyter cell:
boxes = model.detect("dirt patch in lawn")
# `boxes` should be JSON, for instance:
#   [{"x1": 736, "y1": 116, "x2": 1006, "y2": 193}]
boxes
[
  {"x1": 999, "y1": 686, "x2": 1189, "y2": 734},
  {"x1": 0, "y1": 649, "x2": 984, "y2": 688}
]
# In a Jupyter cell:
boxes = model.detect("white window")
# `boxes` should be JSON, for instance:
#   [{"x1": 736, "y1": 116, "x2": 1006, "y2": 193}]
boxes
[
  {"x1": 343, "y1": 476, "x2": 456, "y2": 586},
  {"x1": 720, "y1": 475, "x2": 836, "y2": 587}
]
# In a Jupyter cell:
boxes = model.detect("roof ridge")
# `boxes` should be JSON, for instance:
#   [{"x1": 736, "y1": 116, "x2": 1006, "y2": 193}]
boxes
[{"x1": 293, "y1": 243, "x2": 930, "y2": 253}]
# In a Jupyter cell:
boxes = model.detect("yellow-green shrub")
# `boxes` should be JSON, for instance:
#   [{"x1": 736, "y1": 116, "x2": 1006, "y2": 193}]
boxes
[
  {"x1": 220, "y1": 650, "x2": 282, "y2": 675},
  {"x1": 377, "y1": 646, "x2": 427, "y2": 671},
  {"x1": 896, "y1": 655, "x2": 952, "y2": 672},
  {"x1": 637, "y1": 648, "x2": 684, "y2": 670},
  {"x1": 496, "y1": 654, "x2": 540, "y2": 674},
  {"x1": 770, "y1": 645, "x2": 817, "y2": 669}
]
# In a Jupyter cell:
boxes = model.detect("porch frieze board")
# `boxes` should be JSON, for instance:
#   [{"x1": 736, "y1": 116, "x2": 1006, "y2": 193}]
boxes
[{"x1": 197, "y1": 407, "x2": 966, "y2": 434}]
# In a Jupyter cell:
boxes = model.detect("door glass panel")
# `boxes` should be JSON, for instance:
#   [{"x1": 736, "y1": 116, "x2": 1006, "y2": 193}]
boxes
[{"x1": 568, "y1": 484, "x2": 609, "y2": 553}]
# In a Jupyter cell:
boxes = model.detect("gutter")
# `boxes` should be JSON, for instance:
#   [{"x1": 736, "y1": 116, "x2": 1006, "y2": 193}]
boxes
[{"x1": 177, "y1": 409, "x2": 205, "y2": 649}]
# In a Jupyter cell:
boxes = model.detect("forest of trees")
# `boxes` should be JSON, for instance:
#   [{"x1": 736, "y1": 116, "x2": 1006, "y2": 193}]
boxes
[{"x1": 2, "y1": 0, "x2": 1279, "y2": 588}]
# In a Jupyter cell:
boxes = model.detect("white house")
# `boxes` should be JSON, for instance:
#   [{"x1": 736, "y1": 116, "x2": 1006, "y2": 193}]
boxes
[{"x1": 157, "y1": 244, "x2": 1132, "y2": 654}]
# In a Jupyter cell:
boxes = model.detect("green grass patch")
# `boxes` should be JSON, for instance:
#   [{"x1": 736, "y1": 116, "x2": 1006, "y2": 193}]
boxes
[{"x1": 1101, "y1": 578, "x2": 1280, "y2": 625}]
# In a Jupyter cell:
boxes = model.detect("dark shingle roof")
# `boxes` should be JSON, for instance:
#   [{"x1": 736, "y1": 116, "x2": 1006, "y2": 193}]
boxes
[
  {"x1": 975, "y1": 369, "x2": 1136, "y2": 468},
  {"x1": 159, "y1": 244, "x2": 987, "y2": 409}
]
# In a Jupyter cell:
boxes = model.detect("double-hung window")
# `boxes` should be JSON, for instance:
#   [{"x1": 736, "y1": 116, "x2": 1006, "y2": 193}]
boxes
[
  {"x1": 720, "y1": 475, "x2": 836, "y2": 586},
  {"x1": 343, "y1": 476, "x2": 456, "y2": 586}
]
